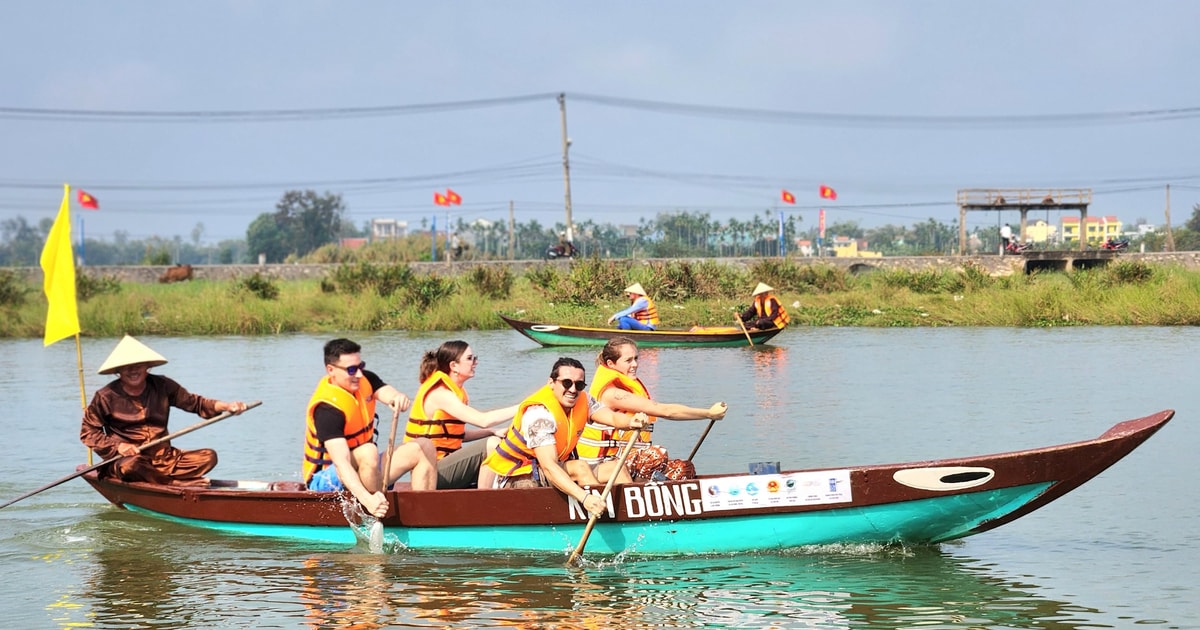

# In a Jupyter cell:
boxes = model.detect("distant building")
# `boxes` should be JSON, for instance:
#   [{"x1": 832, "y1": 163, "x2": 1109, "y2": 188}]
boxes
[
  {"x1": 370, "y1": 219, "x2": 408, "y2": 242},
  {"x1": 831, "y1": 236, "x2": 882, "y2": 258},
  {"x1": 1023, "y1": 219, "x2": 1058, "y2": 244},
  {"x1": 1061, "y1": 215, "x2": 1121, "y2": 244},
  {"x1": 339, "y1": 237, "x2": 368, "y2": 250}
]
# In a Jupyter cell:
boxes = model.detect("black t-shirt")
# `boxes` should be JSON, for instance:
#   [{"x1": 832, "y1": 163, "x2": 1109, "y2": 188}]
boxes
[{"x1": 312, "y1": 370, "x2": 386, "y2": 445}]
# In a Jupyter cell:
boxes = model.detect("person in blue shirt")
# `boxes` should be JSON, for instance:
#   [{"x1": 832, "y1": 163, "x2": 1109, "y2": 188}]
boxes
[{"x1": 606, "y1": 283, "x2": 660, "y2": 330}]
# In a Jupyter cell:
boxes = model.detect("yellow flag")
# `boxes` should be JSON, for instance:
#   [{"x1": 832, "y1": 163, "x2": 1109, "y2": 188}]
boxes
[{"x1": 40, "y1": 184, "x2": 80, "y2": 346}]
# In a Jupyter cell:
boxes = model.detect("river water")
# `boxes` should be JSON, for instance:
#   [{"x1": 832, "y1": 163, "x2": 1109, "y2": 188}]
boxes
[{"x1": 2, "y1": 327, "x2": 1197, "y2": 628}]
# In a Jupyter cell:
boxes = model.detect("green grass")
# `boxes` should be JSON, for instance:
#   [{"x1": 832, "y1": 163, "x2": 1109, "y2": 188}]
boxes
[{"x1": 3, "y1": 259, "x2": 1199, "y2": 338}]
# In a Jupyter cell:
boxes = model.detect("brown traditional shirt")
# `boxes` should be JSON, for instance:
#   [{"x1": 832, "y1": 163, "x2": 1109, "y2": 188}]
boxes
[{"x1": 80, "y1": 374, "x2": 220, "y2": 459}]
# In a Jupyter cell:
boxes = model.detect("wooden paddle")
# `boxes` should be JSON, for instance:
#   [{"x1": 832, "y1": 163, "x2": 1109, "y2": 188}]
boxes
[
  {"x1": 687, "y1": 414, "x2": 721, "y2": 462},
  {"x1": 0, "y1": 401, "x2": 261, "y2": 510},
  {"x1": 567, "y1": 431, "x2": 640, "y2": 566},
  {"x1": 368, "y1": 402, "x2": 403, "y2": 553},
  {"x1": 735, "y1": 314, "x2": 756, "y2": 347}
]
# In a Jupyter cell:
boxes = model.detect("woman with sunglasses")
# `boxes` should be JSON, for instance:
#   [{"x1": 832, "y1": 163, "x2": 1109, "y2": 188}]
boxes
[
  {"x1": 404, "y1": 340, "x2": 519, "y2": 489},
  {"x1": 578, "y1": 337, "x2": 727, "y2": 478},
  {"x1": 484, "y1": 357, "x2": 647, "y2": 517}
]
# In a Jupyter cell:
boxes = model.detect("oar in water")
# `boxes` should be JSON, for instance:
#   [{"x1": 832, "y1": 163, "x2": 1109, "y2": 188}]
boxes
[
  {"x1": 0, "y1": 401, "x2": 262, "y2": 510},
  {"x1": 567, "y1": 431, "x2": 640, "y2": 566},
  {"x1": 368, "y1": 402, "x2": 403, "y2": 553}
]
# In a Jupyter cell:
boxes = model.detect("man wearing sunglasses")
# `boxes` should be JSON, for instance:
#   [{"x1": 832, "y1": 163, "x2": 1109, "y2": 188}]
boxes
[
  {"x1": 484, "y1": 357, "x2": 647, "y2": 517},
  {"x1": 303, "y1": 338, "x2": 437, "y2": 518}
]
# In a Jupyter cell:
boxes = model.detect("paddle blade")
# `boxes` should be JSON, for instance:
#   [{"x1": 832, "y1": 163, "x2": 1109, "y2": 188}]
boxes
[{"x1": 368, "y1": 520, "x2": 385, "y2": 554}]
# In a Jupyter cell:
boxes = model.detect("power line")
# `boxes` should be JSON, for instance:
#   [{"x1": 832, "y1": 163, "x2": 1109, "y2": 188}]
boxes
[
  {"x1": 3, "y1": 91, "x2": 1200, "y2": 129},
  {"x1": 0, "y1": 94, "x2": 557, "y2": 123},
  {"x1": 570, "y1": 93, "x2": 1200, "y2": 129}
]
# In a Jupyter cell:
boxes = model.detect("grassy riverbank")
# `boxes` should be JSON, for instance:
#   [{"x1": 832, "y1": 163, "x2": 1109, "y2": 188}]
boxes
[{"x1": 3, "y1": 258, "x2": 1199, "y2": 338}]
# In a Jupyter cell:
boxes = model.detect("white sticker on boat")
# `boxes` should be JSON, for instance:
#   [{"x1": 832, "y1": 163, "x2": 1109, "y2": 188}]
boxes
[
  {"x1": 892, "y1": 466, "x2": 994, "y2": 491},
  {"x1": 700, "y1": 470, "x2": 853, "y2": 511}
]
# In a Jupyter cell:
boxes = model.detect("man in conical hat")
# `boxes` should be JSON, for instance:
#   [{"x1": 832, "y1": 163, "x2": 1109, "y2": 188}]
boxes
[
  {"x1": 80, "y1": 335, "x2": 248, "y2": 487},
  {"x1": 737, "y1": 282, "x2": 790, "y2": 331},
  {"x1": 606, "y1": 282, "x2": 660, "y2": 331}
]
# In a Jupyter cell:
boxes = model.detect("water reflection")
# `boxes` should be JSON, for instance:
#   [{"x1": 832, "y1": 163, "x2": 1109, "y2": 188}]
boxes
[
  {"x1": 300, "y1": 555, "x2": 389, "y2": 629},
  {"x1": 335, "y1": 548, "x2": 1107, "y2": 628}
]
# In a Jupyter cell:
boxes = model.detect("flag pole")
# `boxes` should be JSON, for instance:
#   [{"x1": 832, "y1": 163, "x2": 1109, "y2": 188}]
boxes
[{"x1": 73, "y1": 333, "x2": 91, "y2": 464}]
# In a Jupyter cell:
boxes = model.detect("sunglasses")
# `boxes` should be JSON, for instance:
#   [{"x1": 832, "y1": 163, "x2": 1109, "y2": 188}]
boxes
[
  {"x1": 332, "y1": 362, "x2": 367, "y2": 376},
  {"x1": 557, "y1": 378, "x2": 587, "y2": 392},
  {"x1": 460, "y1": 354, "x2": 479, "y2": 363}
]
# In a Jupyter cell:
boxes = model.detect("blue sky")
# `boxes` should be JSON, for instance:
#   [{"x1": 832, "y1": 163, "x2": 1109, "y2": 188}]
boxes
[{"x1": 2, "y1": 1, "x2": 1199, "y2": 244}]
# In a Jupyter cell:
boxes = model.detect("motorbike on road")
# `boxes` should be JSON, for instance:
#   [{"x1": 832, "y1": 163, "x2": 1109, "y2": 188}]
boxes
[{"x1": 1101, "y1": 237, "x2": 1130, "y2": 251}]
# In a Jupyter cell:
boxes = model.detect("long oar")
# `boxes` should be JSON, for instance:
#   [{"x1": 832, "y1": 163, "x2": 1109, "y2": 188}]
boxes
[
  {"x1": 567, "y1": 431, "x2": 639, "y2": 566},
  {"x1": 0, "y1": 401, "x2": 262, "y2": 510},
  {"x1": 368, "y1": 403, "x2": 403, "y2": 553},
  {"x1": 736, "y1": 314, "x2": 756, "y2": 348},
  {"x1": 687, "y1": 404, "x2": 726, "y2": 462}
]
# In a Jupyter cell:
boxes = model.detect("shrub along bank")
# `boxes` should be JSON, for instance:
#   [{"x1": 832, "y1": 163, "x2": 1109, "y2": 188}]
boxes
[{"x1": 2, "y1": 258, "x2": 1198, "y2": 338}]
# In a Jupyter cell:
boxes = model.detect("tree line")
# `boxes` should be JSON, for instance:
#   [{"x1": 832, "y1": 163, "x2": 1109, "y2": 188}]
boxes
[{"x1": 3, "y1": 189, "x2": 1199, "y2": 266}]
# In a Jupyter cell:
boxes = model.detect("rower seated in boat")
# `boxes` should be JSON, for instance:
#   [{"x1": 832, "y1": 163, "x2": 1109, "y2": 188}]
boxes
[
  {"x1": 304, "y1": 338, "x2": 437, "y2": 518},
  {"x1": 405, "y1": 340, "x2": 518, "y2": 490},
  {"x1": 483, "y1": 357, "x2": 647, "y2": 517},
  {"x1": 737, "y1": 282, "x2": 790, "y2": 331},
  {"x1": 80, "y1": 335, "x2": 248, "y2": 488},
  {"x1": 607, "y1": 283, "x2": 659, "y2": 331},
  {"x1": 577, "y1": 337, "x2": 726, "y2": 480}
]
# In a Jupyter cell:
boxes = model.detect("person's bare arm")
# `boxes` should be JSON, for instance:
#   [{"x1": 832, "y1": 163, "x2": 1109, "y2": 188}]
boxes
[
  {"x1": 533, "y1": 443, "x2": 605, "y2": 516},
  {"x1": 425, "y1": 388, "x2": 516, "y2": 428},
  {"x1": 589, "y1": 407, "x2": 648, "y2": 430},
  {"x1": 601, "y1": 389, "x2": 726, "y2": 421},
  {"x1": 374, "y1": 384, "x2": 411, "y2": 413}
]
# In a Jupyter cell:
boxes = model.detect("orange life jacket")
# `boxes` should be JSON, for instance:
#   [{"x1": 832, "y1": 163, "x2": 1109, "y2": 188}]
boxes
[
  {"x1": 303, "y1": 376, "x2": 377, "y2": 486},
  {"x1": 404, "y1": 370, "x2": 468, "y2": 459},
  {"x1": 577, "y1": 365, "x2": 655, "y2": 461},
  {"x1": 484, "y1": 384, "x2": 589, "y2": 478},
  {"x1": 754, "y1": 293, "x2": 790, "y2": 328},
  {"x1": 633, "y1": 295, "x2": 660, "y2": 327}
]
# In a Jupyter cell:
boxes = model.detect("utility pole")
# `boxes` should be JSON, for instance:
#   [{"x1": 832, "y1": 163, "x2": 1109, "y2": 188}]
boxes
[
  {"x1": 508, "y1": 200, "x2": 515, "y2": 260},
  {"x1": 1164, "y1": 184, "x2": 1176, "y2": 252},
  {"x1": 558, "y1": 93, "x2": 574, "y2": 243}
]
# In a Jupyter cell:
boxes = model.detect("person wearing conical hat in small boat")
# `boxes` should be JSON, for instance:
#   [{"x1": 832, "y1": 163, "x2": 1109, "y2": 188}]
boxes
[
  {"x1": 606, "y1": 282, "x2": 660, "y2": 331},
  {"x1": 483, "y1": 357, "x2": 647, "y2": 517},
  {"x1": 80, "y1": 335, "x2": 249, "y2": 488},
  {"x1": 577, "y1": 337, "x2": 727, "y2": 480},
  {"x1": 737, "y1": 283, "x2": 790, "y2": 331}
]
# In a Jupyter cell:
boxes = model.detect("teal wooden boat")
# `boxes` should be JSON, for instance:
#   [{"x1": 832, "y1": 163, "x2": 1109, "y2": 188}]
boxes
[
  {"x1": 499, "y1": 314, "x2": 784, "y2": 348},
  {"x1": 79, "y1": 410, "x2": 1173, "y2": 556}
]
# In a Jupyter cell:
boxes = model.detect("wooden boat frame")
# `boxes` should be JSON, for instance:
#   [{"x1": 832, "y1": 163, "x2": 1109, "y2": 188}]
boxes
[
  {"x1": 81, "y1": 410, "x2": 1173, "y2": 556},
  {"x1": 498, "y1": 314, "x2": 784, "y2": 348}
]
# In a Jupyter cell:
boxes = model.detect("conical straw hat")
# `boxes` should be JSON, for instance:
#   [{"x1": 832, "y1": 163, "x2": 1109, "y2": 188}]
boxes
[
  {"x1": 752, "y1": 282, "x2": 774, "y2": 296},
  {"x1": 97, "y1": 335, "x2": 168, "y2": 375},
  {"x1": 623, "y1": 283, "x2": 647, "y2": 296}
]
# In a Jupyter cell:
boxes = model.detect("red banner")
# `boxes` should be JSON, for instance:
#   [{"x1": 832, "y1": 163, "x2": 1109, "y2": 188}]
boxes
[{"x1": 77, "y1": 189, "x2": 99, "y2": 210}]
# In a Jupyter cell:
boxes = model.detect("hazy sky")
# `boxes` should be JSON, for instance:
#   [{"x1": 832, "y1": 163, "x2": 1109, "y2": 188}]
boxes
[{"x1": 3, "y1": 1, "x2": 1199, "y2": 244}]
